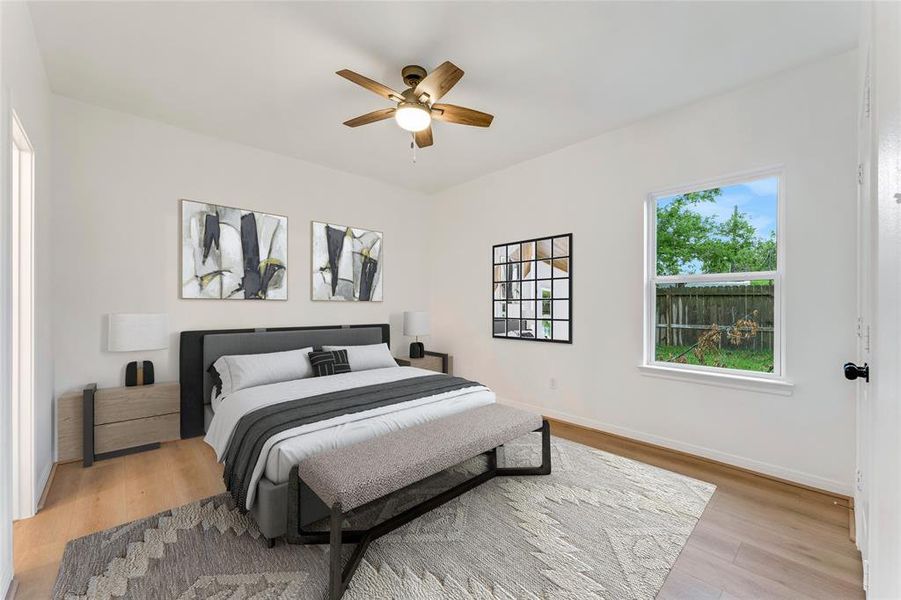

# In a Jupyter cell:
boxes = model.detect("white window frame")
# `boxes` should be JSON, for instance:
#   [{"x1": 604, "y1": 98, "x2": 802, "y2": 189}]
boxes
[{"x1": 641, "y1": 166, "x2": 791, "y2": 394}]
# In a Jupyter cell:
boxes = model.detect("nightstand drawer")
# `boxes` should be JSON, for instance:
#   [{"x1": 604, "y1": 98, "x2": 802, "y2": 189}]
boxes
[
  {"x1": 94, "y1": 382, "x2": 179, "y2": 425},
  {"x1": 95, "y1": 413, "x2": 180, "y2": 454},
  {"x1": 411, "y1": 355, "x2": 444, "y2": 373},
  {"x1": 397, "y1": 352, "x2": 451, "y2": 374}
]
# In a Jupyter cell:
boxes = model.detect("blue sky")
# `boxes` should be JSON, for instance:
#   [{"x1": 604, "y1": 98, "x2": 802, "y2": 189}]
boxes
[{"x1": 659, "y1": 176, "x2": 778, "y2": 240}]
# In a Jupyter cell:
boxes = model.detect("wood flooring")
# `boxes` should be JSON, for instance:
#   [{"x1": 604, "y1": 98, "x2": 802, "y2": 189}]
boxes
[{"x1": 12, "y1": 421, "x2": 863, "y2": 599}]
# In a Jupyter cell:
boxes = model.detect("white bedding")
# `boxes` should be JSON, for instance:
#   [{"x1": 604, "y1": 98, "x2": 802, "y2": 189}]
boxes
[
  {"x1": 211, "y1": 388, "x2": 223, "y2": 413},
  {"x1": 204, "y1": 367, "x2": 495, "y2": 509}
]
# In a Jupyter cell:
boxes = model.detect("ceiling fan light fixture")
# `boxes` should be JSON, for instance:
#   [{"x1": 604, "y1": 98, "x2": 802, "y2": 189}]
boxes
[
  {"x1": 394, "y1": 102, "x2": 431, "y2": 132},
  {"x1": 337, "y1": 62, "x2": 493, "y2": 149}
]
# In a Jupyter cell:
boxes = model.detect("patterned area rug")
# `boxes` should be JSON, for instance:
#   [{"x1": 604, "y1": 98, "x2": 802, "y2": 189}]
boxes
[{"x1": 52, "y1": 436, "x2": 715, "y2": 599}]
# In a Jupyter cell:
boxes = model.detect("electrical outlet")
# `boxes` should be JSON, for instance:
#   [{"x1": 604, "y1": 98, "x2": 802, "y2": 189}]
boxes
[
  {"x1": 856, "y1": 469, "x2": 864, "y2": 492},
  {"x1": 549, "y1": 377, "x2": 558, "y2": 390}
]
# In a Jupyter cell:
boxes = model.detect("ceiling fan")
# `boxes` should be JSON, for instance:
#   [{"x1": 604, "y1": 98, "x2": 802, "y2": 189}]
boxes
[{"x1": 336, "y1": 61, "x2": 494, "y2": 148}]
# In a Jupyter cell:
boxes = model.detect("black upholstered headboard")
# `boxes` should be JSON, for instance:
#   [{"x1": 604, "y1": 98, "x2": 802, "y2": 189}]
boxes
[{"x1": 179, "y1": 323, "x2": 391, "y2": 438}]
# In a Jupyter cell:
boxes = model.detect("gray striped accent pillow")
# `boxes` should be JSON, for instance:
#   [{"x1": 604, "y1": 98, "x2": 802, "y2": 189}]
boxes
[{"x1": 308, "y1": 349, "x2": 351, "y2": 377}]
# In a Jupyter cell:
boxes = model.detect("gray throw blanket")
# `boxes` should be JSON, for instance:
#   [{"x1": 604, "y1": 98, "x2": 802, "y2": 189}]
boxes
[{"x1": 223, "y1": 374, "x2": 484, "y2": 510}]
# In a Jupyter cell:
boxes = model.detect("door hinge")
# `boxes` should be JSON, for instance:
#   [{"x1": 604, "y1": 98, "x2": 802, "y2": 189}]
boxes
[
  {"x1": 858, "y1": 163, "x2": 864, "y2": 185},
  {"x1": 864, "y1": 82, "x2": 871, "y2": 119},
  {"x1": 857, "y1": 318, "x2": 871, "y2": 352}
]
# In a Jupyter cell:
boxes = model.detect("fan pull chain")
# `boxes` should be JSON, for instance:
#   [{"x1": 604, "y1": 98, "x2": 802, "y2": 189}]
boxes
[{"x1": 411, "y1": 132, "x2": 417, "y2": 164}]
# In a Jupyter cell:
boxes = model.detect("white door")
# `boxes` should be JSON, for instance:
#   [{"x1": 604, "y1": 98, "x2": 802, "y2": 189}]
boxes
[
  {"x1": 852, "y1": 32, "x2": 873, "y2": 567},
  {"x1": 856, "y1": 2, "x2": 901, "y2": 597},
  {"x1": 10, "y1": 109, "x2": 35, "y2": 520}
]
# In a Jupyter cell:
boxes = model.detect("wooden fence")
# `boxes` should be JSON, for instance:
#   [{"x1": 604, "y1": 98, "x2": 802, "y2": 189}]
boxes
[{"x1": 656, "y1": 284, "x2": 774, "y2": 351}]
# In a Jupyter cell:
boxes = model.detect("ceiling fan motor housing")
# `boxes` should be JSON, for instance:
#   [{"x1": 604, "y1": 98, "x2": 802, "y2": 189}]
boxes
[{"x1": 401, "y1": 65, "x2": 428, "y2": 88}]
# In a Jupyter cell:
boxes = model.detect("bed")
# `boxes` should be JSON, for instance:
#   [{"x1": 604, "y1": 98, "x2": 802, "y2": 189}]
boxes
[{"x1": 179, "y1": 324, "x2": 495, "y2": 541}]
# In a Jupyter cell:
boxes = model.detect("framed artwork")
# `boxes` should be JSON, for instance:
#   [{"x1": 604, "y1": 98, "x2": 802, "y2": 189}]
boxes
[
  {"x1": 181, "y1": 200, "x2": 287, "y2": 300},
  {"x1": 312, "y1": 221, "x2": 383, "y2": 301},
  {"x1": 493, "y1": 233, "x2": 572, "y2": 343}
]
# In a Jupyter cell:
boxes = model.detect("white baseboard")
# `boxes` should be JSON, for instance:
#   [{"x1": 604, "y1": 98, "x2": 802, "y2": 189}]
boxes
[
  {"x1": 500, "y1": 397, "x2": 853, "y2": 497},
  {"x1": 1, "y1": 569, "x2": 14, "y2": 600},
  {"x1": 33, "y1": 461, "x2": 53, "y2": 514}
]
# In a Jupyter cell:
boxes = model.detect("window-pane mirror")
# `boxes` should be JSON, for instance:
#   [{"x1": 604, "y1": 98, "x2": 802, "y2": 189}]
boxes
[{"x1": 492, "y1": 234, "x2": 572, "y2": 343}]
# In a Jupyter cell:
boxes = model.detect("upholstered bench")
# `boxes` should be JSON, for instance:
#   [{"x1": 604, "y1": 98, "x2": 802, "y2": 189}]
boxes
[{"x1": 286, "y1": 403, "x2": 551, "y2": 600}]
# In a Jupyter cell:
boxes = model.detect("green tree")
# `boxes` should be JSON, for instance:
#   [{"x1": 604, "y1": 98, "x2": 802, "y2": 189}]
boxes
[
  {"x1": 750, "y1": 230, "x2": 777, "y2": 272},
  {"x1": 701, "y1": 206, "x2": 758, "y2": 273},
  {"x1": 657, "y1": 192, "x2": 777, "y2": 275},
  {"x1": 655, "y1": 189, "x2": 720, "y2": 275},
  {"x1": 701, "y1": 207, "x2": 777, "y2": 273}
]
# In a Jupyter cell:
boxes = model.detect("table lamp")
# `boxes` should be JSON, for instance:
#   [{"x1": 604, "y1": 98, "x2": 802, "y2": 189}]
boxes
[
  {"x1": 403, "y1": 311, "x2": 429, "y2": 359},
  {"x1": 108, "y1": 313, "x2": 168, "y2": 386}
]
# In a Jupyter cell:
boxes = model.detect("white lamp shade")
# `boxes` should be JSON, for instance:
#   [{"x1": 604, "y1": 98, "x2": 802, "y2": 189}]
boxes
[
  {"x1": 403, "y1": 311, "x2": 430, "y2": 337},
  {"x1": 108, "y1": 313, "x2": 169, "y2": 352}
]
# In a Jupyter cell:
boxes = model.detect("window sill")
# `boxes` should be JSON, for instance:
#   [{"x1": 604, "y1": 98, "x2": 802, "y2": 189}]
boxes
[{"x1": 638, "y1": 364, "x2": 794, "y2": 396}]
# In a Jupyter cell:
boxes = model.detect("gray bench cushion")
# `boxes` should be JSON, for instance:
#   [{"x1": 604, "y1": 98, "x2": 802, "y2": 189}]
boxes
[{"x1": 297, "y1": 404, "x2": 542, "y2": 511}]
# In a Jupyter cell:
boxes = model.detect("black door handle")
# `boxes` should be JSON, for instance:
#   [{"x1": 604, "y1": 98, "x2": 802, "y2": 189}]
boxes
[{"x1": 844, "y1": 362, "x2": 869, "y2": 382}]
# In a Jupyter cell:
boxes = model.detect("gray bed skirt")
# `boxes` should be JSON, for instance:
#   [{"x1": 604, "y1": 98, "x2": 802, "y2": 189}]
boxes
[
  {"x1": 206, "y1": 405, "x2": 328, "y2": 539},
  {"x1": 253, "y1": 477, "x2": 331, "y2": 539}
]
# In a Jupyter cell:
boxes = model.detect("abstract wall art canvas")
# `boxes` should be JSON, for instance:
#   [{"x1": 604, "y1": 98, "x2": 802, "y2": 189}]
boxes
[
  {"x1": 312, "y1": 221, "x2": 383, "y2": 301},
  {"x1": 181, "y1": 200, "x2": 287, "y2": 300}
]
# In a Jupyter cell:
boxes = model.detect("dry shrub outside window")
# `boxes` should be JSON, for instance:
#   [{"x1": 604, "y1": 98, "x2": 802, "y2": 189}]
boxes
[{"x1": 674, "y1": 310, "x2": 762, "y2": 368}]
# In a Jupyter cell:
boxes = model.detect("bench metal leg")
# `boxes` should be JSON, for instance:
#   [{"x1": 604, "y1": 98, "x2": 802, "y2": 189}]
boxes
[
  {"x1": 496, "y1": 420, "x2": 552, "y2": 476},
  {"x1": 286, "y1": 468, "x2": 366, "y2": 546},
  {"x1": 329, "y1": 503, "x2": 343, "y2": 600},
  {"x1": 323, "y1": 464, "x2": 498, "y2": 600},
  {"x1": 287, "y1": 422, "x2": 552, "y2": 600}
]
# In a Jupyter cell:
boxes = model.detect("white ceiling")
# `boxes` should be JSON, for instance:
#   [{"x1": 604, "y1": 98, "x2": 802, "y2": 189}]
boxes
[{"x1": 29, "y1": 1, "x2": 859, "y2": 193}]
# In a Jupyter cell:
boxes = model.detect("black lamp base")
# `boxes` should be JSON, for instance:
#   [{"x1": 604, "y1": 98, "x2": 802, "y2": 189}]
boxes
[
  {"x1": 409, "y1": 342, "x2": 425, "y2": 359},
  {"x1": 125, "y1": 360, "x2": 155, "y2": 386}
]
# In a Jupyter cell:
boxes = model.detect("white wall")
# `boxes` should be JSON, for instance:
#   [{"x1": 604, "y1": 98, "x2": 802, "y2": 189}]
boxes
[
  {"x1": 428, "y1": 51, "x2": 859, "y2": 494},
  {"x1": 0, "y1": 0, "x2": 54, "y2": 590},
  {"x1": 51, "y1": 97, "x2": 431, "y2": 396},
  {"x1": 47, "y1": 39, "x2": 859, "y2": 500}
]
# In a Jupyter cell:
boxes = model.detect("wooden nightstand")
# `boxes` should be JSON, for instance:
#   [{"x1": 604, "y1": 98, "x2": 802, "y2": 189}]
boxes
[
  {"x1": 395, "y1": 351, "x2": 452, "y2": 375},
  {"x1": 83, "y1": 382, "x2": 180, "y2": 466},
  {"x1": 57, "y1": 382, "x2": 180, "y2": 466}
]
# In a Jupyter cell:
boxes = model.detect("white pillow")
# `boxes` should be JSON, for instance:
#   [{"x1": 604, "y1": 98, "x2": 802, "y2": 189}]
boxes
[
  {"x1": 211, "y1": 387, "x2": 223, "y2": 413},
  {"x1": 322, "y1": 343, "x2": 397, "y2": 372},
  {"x1": 212, "y1": 346, "x2": 314, "y2": 396},
  {"x1": 210, "y1": 356, "x2": 233, "y2": 397}
]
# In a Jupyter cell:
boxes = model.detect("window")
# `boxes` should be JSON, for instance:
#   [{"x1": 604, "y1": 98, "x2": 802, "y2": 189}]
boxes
[
  {"x1": 493, "y1": 234, "x2": 572, "y2": 343},
  {"x1": 645, "y1": 171, "x2": 783, "y2": 379}
]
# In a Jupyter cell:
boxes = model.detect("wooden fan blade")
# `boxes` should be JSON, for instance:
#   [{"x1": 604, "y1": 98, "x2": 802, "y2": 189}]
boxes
[
  {"x1": 415, "y1": 126, "x2": 433, "y2": 148},
  {"x1": 432, "y1": 104, "x2": 494, "y2": 127},
  {"x1": 343, "y1": 108, "x2": 396, "y2": 127},
  {"x1": 336, "y1": 69, "x2": 404, "y2": 102},
  {"x1": 414, "y1": 61, "x2": 464, "y2": 102}
]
